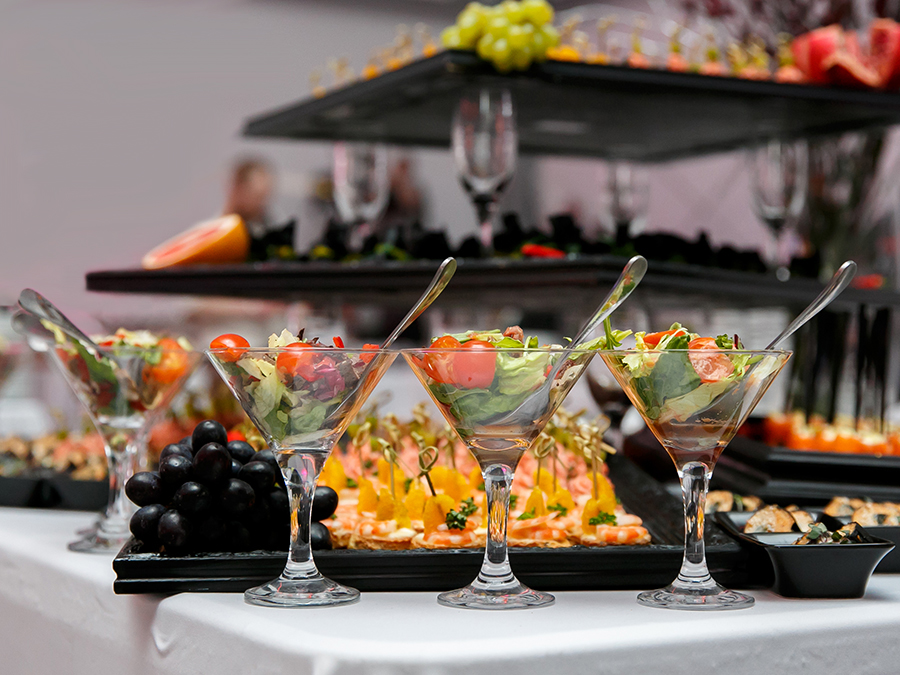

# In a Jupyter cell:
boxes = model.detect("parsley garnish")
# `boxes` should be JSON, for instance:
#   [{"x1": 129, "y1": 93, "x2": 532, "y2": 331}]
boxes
[
  {"x1": 806, "y1": 523, "x2": 828, "y2": 540},
  {"x1": 345, "y1": 477, "x2": 358, "y2": 488},
  {"x1": 363, "y1": 459, "x2": 374, "y2": 470},
  {"x1": 509, "y1": 494, "x2": 518, "y2": 509},
  {"x1": 589, "y1": 512, "x2": 617, "y2": 526},
  {"x1": 459, "y1": 497, "x2": 477, "y2": 517},
  {"x1": 547, "y1": 503, "x2": 568, "y2": 517},
  {"x1": 404, "y1": 477, "x2": 413, "y2": 492},
  {"x1": 476, "y1": 482, "x2": 485, "y2": 491},
  {"x1": 517, "y1": 508, "x2": 536, "y2": 521},
  {"x1": 445, "y1": 509, "x2": 468, "y2": 530}
]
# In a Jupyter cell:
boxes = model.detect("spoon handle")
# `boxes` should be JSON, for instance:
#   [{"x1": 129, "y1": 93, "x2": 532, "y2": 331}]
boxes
[
  {"x1": 568, "y1": 255, "x2": 649, "y2": 348},
  {"x1": 381, "y1": 257, "x2": 457, "y2": 349},
  {"x1": 765, "y1": 261, "x2": 857, "y2": 350},
  {"x1": 18, "y1": 288, "x2": 99, "y2": 352}
]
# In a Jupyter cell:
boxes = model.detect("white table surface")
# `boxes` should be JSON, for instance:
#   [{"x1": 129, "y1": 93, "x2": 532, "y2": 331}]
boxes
[{"x1": 1, "y1": 507, "x2": 900, "y2": 675}]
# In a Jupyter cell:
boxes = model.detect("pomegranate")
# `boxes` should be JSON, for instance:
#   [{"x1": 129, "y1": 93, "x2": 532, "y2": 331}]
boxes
[
  {"x1": 870, "y1": 18, "x2": 900, "y2": 90},
  {"x1": 792, "y1": 25, "x2": 842, "y2": 84}
]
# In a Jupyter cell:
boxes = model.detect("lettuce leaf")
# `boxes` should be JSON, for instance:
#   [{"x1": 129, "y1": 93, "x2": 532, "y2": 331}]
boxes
[
  {"x1": 495, "y1": 351, "x2": 551, "y2": 395},
  {"x1": 632, "y1": 351, "x2": 701, "y2": 420},
  {"x1": 658, "y1": 379, "x2": 734, "y2": 423},
  {"x1": 429, "y1": 384, "x2": 531, "y2": 425}
]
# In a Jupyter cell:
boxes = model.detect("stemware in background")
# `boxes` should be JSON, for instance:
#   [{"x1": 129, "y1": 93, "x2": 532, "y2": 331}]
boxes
[
  {"x1": 600, "y1": 348, "x2": 791, "y2": 609},
  {"x1": 15, "y1": 319, "x2": 201, "y2": 552},
  {"x1": 748, "y1": 139, "x2": 808, "y2": 281},
  {"x1": 333, "y1": 142, "x2": 390, "y2": 252},
  {"x1": 604, "y1": 161, "x2": 650, "y2": 247},
  {"x1": 208, "y1": 346, "x2": 396, "y2": 607},
  {"x1": 403, "y1": 346, "x2": 595, "y2": 609},
  {"x1": 452, "y1": 87, "x2": 517, "y2": 253}
]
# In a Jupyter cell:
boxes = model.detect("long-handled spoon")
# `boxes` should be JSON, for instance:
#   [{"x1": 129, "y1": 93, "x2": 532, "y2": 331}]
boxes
[
  {"x1": 765, "y1": 260, "x2": 857, "y2": 350},
  {"x1": 380, "y1": 257, "x2": 457, "y2": 350},
  {"x1": 17, "y1": 288, "x2": 105, "y2": 356},
  {"x1": 494, "y1": 255, "x2": 648, "y2": 425}
]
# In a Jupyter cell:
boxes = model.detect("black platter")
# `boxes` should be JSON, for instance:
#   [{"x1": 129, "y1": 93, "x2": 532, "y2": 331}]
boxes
[{"x1": 113, "y1": 454, "x2": 747, "y2": 594}]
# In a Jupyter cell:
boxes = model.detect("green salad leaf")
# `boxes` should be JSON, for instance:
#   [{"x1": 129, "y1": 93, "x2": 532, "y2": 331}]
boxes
[
  {"x1": 429, "y1": 384, "x2": 531, "y2": 425},
  {"x1": 495, "y1": 351, "x2": 551, "y2": 395},
  {"x1": 632, "y1": 351, "x2": 701, "y2": 420}
]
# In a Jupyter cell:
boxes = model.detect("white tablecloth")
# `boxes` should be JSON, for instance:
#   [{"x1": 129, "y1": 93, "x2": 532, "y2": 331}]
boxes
[{"x1": 1, "y1": 507, "x2": 899, "y2": 675}]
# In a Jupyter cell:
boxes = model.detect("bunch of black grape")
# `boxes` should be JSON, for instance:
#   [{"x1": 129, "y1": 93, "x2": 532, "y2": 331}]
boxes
[{"x1": 125, "y1": 420, "x2": 337, "y2": 554}]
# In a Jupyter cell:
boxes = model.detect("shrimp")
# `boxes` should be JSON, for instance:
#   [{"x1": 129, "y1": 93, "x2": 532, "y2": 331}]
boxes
[
  {"x1": 350, "y1": 517, "x2": 416, "y2": 550},
  {"x1": 508, "y1": 514, "x2": 571, "y2": 547},
  {"x1": 579, "y1": 524, "x2": 651, "y2": 546},
  {"x1": 323, "y1": 511, "x2": 357, "y2": 548},
  {"x1": 411, "y1": 526, "x2": 484, "y2": 549}
]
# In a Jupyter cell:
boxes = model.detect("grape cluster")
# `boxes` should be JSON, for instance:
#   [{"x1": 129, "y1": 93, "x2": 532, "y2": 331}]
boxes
[
  {"x1": 441, "y1": 0, "x2": 559, "y2": 72},
  {"x1": 125, "y1": 420, "x2": 338, "y2": 554}
]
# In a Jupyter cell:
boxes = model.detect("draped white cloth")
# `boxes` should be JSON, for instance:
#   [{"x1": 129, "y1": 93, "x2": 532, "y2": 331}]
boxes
[{"x1": 1, "y1": 507, "x2": 899, "y2": 675}]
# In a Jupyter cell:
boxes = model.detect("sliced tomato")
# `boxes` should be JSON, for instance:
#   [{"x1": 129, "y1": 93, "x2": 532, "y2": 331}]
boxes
[
  {"x1": 209, "y1": 333, "x2": 250, "y2": 363},
  {"x1": 423, "y1": 335, "x2": 462, "y2": 384},
  {"x1": 643, "y1": 329, "x2": 686, "y2": 348},
  {"x1": 688, "y1": 337, "x2": 734, "y2": 383},
  {"x1": 146, "y1": 337, "x2": 190, "y2": 385},
  {"x1": 359, "y1": 343, "x2": 380, "y2": 365},
  {"x1": 276, "y1": 343, "x2": 319, "y2": 380},
  {"x1": 450, "y1": 339, "x2": 497, "y2": 389}
]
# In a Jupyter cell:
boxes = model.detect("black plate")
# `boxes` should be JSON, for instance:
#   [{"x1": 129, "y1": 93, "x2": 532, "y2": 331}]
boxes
[
  {"x1": 715, "y1": 512, "x2": 893, "y2": 598},
  {"x1": 0, "y1": 474, "x2": 107, "y2": 510},
  {"x1": 113, "y1": 455, "x2": 746, "y2": 594}
]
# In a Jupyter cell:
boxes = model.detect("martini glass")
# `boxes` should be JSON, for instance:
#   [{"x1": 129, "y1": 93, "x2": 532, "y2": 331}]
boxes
[
  {"x1": 599, "y1": 348, "x2": 791, "y2": 610},
  {"x1": 403, "y1": 346, "x2": 596, "y2": 610},
  {"x1": 207, "y1": 346, "x2": 396, "y2": 607},
  {"x1": 44, "y1": 334, "x2": 201, "y2": 552}
]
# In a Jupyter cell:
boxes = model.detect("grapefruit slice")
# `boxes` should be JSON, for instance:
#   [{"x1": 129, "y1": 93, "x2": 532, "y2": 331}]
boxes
[{"x1": 142, "y1": 215, "x2": 250, "y2": 269}]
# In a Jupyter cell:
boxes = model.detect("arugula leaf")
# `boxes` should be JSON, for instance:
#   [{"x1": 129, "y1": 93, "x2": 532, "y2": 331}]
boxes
[
  {"x1": 589, "y1": 512, "x2": 617, "y2": 526},
  {"x1": 516, "y1": 508, "x2": 536, "y2": 521}
]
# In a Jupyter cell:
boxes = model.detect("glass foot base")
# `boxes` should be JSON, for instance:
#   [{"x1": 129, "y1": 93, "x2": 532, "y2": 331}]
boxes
[
  {"x1": 637, "y1": 583, "x2": 755, "y2": 611},
  {"x1": 438, "y1": 580, "x2": 555, "y2": 610},
  {"x1": 68, "y1": 531, "x2": 131, "y2": 554},
  {"x1": 245, "y1": 575, "x2": 360, "y2": 608}
]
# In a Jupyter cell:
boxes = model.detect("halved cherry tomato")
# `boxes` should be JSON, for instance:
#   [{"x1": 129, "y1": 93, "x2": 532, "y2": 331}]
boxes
[
  {"x1": 146, "y1": 337, "x2": 190, "y2": 384},
  {"x1": 643, "y1": 329, "x2": 686, "y2": 348},
  {"x1": 227, "y1": 430, "x2": 247, "y2": 442},
  {"x1": 423, "y1": 335, "x2": 463, "y2": 383},
  {"x1": 209, "y1": 333, "x2": 250, "y2": 363},
  {"x1": 333, "y1": 336, "x2": 345, "y2": 349},
  {"x1": 360, "y1": 343, "x2": 380, "y2": 365},
  {"x1": 450, "y1": 339, "x2": 497, "y2": 389},
  {"x1": 687, "y1": 337, "x2": 734, "y2": 383},
  {"x1": 276, "y1": 343, "x2": 318, "y2": 380}
]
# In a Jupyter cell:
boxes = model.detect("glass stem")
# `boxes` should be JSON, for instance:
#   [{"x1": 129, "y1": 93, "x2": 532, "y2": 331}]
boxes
[
  {"x1": 673, "y1": 461, "x2": 716, "y2": 592},
  {"x1": 474, "y1": 197, "x2": 497, "y2": 253},
  {"x1": 474, "y1": 462, "x2": 517, "y2": 590},
  {"x1": 99, "y1": 427, "x2": 139, "y2": 538},
  {"x1": 280, "y1": 450, "x2": 327, "y2": 581}
]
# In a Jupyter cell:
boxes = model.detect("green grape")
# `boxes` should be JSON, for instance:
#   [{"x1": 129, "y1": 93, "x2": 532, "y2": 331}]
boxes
[
  {"x1": 463, "y1": 1, "x2": 487, "y2": 16},
  {"x1": 477, "y1": 33, "x2": 496, "y2": 60},
  {"x1": 507, "y1": 24, "x2": 529, "y2": 50},
  {"x1": 501, "y1": 0, "x2": 526, "y2": 25},
  {"x1": 522, "y1": 0, "x2": 554, "y2": 25},
  {"x1": 485, "y1": 15, "x2": 511, "y2": 39},
  {"x1": 539, "y1": 23, "x2": 560, "y2": 48},
  {"x1": 457, "y1": 12, "x2": 484, "y2": 47},
  {"x1": 512, "y1": 44, "x2": 533, "y2": 70},
  {"x1": 441, "y1": 26, "x2": 465, "y2": 49},
  {"x1": 491, "y1": 37, "x2": 514, "y2": 72},
  {"x1": 530, "y1": 27, "x2": 548, "y2": 60}
]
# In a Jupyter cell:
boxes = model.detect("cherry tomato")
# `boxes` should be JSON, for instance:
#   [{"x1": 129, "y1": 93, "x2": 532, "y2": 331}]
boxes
[
  {"x1": 688, "y1": 337, "x2": 734, "y2": 383},
  {"x1": 333, "y1": 336, "x2": 345, "y2": 349},
  {"x1": 146, "y1": 338, "x2": 189, "y2": 385},
  {"x1": 423, "y1": 336, "x2": 463, "y2": 383},
  {"x1": 450, "y1": 339, "x2": 497, "y2": 389},
  {"x1": 227, "y1": 430, "x2": 246, "y2": 442},
  {"x1": 209, "y1": 333, "x2": 250, "y2": 363},
  {"x1": 276, "y1": 343, "x2": 319, "y2": 380},
  {"x1": 643, "y1": 329, "x2": 686, "y2": 348},
  {"x1": 360, "y1": 343, "x2": 380, "y2": 365}
]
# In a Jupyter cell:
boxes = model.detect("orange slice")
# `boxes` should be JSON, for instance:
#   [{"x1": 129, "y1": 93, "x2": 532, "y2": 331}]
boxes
[{"x1": 142, "y1": 214, "x2": 249, "y2": 269}]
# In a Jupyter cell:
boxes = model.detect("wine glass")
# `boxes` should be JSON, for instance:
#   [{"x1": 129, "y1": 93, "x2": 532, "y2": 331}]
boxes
[
  {"x1": 749, "y1": 139, "x2": 808, "y2": 281},
  {"x1": 599, "y1": 347, "x2": 791, "y2": 609},
  {"x1": 207, "y1": 346, "x2": 396, "y2": 607},
  {"x1": 402, "y1": 346, "x2": 595, "y2": 609},
  {"x1": 604, "y1": 161, "x2": 650, "y2": 246},
  {"x1": 19, "y1": 321, "x2": 202, "y2": 552},
  {"x1": 452, "y1": 88, "x2": 517, "y2": 253},
  {"x1": 333, "y1": 142, "x2": 390, "y2": 252}
]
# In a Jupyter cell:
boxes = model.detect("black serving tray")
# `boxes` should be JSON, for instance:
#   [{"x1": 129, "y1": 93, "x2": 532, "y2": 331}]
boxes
[
  {"x1": 0, "y1": 474, "x2": 107, "y2": 510},
  {"x1": 113, "y1": 454, "x2": 746, "y2": 594},
  {"x1": 715, "y1": 511, "x2": 893, "y2": 598}
]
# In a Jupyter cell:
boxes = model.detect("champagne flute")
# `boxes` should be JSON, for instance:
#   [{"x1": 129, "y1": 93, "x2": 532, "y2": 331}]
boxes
[
  {"x1": 605, "y1": 161, "x2": 650, "y2": 246},
  {"x1": 452, "y1": 88, "x2": 517, "y2": 254},
  {"x1": 333, "y1": 142, "x2": 390, "y2": 252},
  {"x1": 749, "y1": 139, "x2": 808, "y2": 281}
]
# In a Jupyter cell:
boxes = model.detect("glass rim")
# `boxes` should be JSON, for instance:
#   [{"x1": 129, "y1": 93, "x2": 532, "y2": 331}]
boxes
[
  {"x1": 594, "y1": 348, "x2": 792, "y2": 356},
  {"x1": 206, "y1": 346, "x2": 394, "y2": 355},
  {"x1": 400, "y1": 346, "x2": 599, "y2": 354},
  {"x1": 62, "y1": 344, "x2": 200, "y2": 356}
]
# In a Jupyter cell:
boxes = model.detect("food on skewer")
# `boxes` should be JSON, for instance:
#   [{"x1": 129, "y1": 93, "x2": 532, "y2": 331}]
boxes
[
  {"x1": 626, "y1": 18, "x2": 651, "y2": 69},
  {"x1": 774, "y1": 33, "x2": 806, "y2": 83},
  {"x1": 698, "y1": 31, "x2": 728, "y2": 76},
  {"x1": 665, "y1": 24, "x2": 689, "y2": 72}
]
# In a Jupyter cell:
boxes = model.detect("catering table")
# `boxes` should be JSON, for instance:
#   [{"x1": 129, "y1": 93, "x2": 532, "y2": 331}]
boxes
[{"x1": 2, "y1": 507, "x2": 899, "y2": 675}]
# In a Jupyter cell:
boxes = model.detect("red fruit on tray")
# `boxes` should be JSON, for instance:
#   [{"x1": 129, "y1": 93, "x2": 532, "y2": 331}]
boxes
[
  {"x1": 870, "y1": 18, "x2": 900, "y2": 90},
  {"x1": 822, "y1": 50, "x2": 882, "y2": 89},
  {"x1": 792, "y1": 25, "x2": 842, "y2": 84}
]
